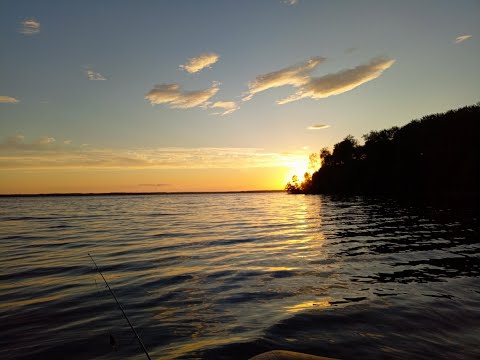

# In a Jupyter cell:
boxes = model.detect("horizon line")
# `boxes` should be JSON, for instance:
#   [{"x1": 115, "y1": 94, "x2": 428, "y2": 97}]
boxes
[{"x1": 0, "y1": 189, "x2": 285, "y2": 197}]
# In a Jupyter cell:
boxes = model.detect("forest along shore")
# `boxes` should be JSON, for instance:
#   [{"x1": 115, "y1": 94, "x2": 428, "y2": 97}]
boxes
[{"x1": 286, "y1": 103, "x2": 479, "y2": 201}]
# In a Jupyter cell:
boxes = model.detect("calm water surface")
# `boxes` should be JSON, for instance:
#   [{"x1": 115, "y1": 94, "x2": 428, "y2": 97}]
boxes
[{"x1": 0, "y1": 193, "x2": 479, "y2": 359}]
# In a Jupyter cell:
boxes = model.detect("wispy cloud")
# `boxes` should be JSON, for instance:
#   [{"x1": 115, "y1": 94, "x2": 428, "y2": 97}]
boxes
[
  {"x1": 307, "y1": 124, "x2": 330, "y2": 130},
  {"x1": 2, "y1": 134, "x2": 58, "y2": 149},
  {"x1": 20, "y1": 18, "x2": 40, "y2": 35},
  {"x1": 37, "y1": 136, "x2": 56, "y2": 145},
  {"x1": 85, "y1": 68, "x2": 107, "y2": 80},
  {"x1": 283, "y1": 0, "x2": 299, "y2": 5},
  {"x1": 180, "y1": 53, "x2": 220, "y2": 73},
  {"x1": 454, "y1": 34, "x2": 472, "y2": 44},
  {"x1": 209, "y1": 101, "x2": 239, "y2": 116},
  {"x1": 243, "y1": 57, "x2": 325, "y2": 101},
  {"x1": 145, "y1": 82, "x2": 220, "y2": 109},
  {"x1": 0, "y1": 96, "x2": 19, "y2": 104},
  {"x1": 278, "y1": 57, "x2": 395, "y2": 104},
  {"x1": 1, "y1": 134, "x2": 307, "y2": 170},
  {"x1": 244, "y1": 56, "x2": 394, "y2": 104},
  {"x1": 4, "y1": 134, "x2": 25, "y2": 145}
]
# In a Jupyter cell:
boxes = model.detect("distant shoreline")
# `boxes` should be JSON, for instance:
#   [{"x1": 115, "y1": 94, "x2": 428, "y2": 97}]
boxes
[{"x1": 0, "y1": 190, "x2": 285, "y2": 198}]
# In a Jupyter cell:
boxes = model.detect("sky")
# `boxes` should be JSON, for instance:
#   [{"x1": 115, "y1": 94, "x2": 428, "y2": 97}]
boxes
[{"x1": 1, "y1": 0, "x2": 479, "y2": 194}]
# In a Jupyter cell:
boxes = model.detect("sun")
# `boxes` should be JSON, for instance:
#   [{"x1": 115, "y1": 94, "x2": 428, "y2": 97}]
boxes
[{"x1": 284, "y1": 158, "x2": 310, "y2": 184}]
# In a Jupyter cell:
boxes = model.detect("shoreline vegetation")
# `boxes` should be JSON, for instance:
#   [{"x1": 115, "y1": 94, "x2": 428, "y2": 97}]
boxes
[{"x1": 286, "y1": 103, "x2": 479, "y2": 197}]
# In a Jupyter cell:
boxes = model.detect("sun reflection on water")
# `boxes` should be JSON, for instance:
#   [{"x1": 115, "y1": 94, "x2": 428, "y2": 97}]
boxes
[{"x1": 285, "y1": 300, "x2": 331, "y2": 313}]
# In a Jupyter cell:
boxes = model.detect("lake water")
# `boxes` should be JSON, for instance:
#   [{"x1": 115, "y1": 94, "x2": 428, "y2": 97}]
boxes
[{"x1": 1, "y1": 192, "x2": 479, "y2": 360}]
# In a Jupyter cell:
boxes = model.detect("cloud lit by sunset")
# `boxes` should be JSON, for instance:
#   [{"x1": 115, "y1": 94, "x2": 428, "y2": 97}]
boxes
[
  {"x1": 20, "y1": 18, "x2": 40, "y2": 35},
  {"x1": 180, "y1": 53, "x2": 220, "y2": 74}
]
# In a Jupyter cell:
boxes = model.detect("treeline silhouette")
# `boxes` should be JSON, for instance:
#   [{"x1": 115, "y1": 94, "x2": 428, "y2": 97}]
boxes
[{"x1": 286, "y1": 103, "x2": 479, "y2": 196}]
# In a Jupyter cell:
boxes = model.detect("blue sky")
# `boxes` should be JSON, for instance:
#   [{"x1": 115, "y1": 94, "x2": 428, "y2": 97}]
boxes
[{"x1": 0, "y1": 0, "x2": 479, "y2": 193}]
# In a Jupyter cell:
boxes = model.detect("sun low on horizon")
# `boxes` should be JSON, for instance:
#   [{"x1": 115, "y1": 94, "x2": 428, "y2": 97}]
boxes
[
  {"x1": 283, "y1": 158, "x2": 312, "y2": 185},
  {"x1": 1, "y1": 1, "x2": 479, "y2": 194}
]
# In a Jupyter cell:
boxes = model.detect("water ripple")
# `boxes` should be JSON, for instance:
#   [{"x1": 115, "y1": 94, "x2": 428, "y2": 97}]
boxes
[{"x1": 0, "y1": 193, "x2": 479, "y2": 359}]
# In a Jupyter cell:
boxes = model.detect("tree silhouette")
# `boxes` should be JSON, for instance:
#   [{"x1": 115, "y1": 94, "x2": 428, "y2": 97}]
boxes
[
  {"x1": 286, "y1": 103, "x2": 480, "y2": 197},
  {"x1": 331, "y1": 135, "x2": 359, "y2": 166}
]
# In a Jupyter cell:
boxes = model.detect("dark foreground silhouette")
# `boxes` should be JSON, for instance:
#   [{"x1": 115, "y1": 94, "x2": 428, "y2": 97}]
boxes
[{"x1": 287, "y1": 103, "x2": 479, "y2": 197}]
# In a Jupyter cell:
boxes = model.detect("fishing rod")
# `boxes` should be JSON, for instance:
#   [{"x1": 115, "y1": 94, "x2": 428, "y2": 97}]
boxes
[{"x1": 88, "y1": 253, "x2": 152, "y2": 360}]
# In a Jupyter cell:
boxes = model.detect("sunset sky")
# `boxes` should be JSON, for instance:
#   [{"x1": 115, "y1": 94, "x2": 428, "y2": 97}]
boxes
[{"x1": 1, "y1": 0, "x2": 479, "y2": 193}]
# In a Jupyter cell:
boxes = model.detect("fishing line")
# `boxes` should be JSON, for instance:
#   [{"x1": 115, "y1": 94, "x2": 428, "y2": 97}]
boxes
[{"x1": 88, "y1": 253, "x2": 152, "y2": 360}]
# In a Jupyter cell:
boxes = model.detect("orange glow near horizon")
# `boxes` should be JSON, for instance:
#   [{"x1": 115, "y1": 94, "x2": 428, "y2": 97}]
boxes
[
  {"x1": 0, "y1": 148, "x2": 315, "y2": 194},
  {"x1": 0, "y1": 166, "x2": 301, "y2": 194},
  {"x1": 0, "y1": 144, "x2": 314, "y2": 194}
]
